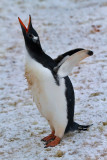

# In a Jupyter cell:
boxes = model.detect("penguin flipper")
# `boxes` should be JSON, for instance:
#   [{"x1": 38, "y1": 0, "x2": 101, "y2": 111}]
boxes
[
  {"x1": 54, "y1": 48, "x2": 84, "y2": 64},
  {"x1": 54, "y1": 49, "x2": 93, "y2": 78}
]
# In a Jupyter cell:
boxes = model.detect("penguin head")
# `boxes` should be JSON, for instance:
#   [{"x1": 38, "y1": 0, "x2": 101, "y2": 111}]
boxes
[{"x1": 18, "y1": 15, "x2": 41, "y2": 51}]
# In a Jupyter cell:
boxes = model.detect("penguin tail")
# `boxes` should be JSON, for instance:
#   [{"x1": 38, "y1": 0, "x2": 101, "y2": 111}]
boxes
[{"x1": 70, "y1": 122, "x2": 93, "y2": 131}]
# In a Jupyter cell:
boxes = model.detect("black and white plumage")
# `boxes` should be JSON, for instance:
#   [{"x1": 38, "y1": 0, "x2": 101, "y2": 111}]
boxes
[{"x1": 18, "y1": 16, "x2": 93, "y2": 147}]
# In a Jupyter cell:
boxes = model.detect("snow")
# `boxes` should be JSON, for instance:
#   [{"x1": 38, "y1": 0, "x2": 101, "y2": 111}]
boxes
[{"x1": 0, "y1": 0, "x2": 107, "y2": 159}]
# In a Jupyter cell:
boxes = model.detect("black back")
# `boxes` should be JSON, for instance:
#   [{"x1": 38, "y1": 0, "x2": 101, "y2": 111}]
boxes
[{"x1": 64, "y1": 77, "x2": 75, "y2": 133}]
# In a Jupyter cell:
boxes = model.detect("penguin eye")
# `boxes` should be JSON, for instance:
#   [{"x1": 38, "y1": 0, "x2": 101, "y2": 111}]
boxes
[
  {"x1": 32, "y1": 36, "x2": 39, "y2": 43},
  {"x1": 28, "y1": 34, "x2": 33, "y2": 38}
]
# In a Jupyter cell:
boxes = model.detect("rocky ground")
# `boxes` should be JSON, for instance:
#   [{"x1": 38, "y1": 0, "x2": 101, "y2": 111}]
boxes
[{"x1": 0, "y1": 0, "x2": 107, "y2": 159}]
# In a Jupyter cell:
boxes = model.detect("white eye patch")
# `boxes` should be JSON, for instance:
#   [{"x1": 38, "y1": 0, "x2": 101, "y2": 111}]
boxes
[{"x1": 32, "y1": 36, "x2": 38, "y2": 43}]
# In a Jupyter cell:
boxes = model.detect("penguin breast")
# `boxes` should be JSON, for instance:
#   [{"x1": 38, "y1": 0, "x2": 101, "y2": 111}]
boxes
[{"x1": 25, "y1": 55, "x2": 68, "y2": 128}]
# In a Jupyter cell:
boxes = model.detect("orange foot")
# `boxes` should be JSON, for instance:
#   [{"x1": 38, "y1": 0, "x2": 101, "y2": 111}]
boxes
[
  {"x1": 41, "y1": 131, "x2": 55, "y2": 142},
  {"x1": 44, "y1": 136, "x2": 61, "y2": 148}
]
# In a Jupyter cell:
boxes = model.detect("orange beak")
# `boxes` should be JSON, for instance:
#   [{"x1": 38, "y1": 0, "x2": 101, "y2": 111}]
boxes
[{"x1": 18, "y1": 15, "x2": 31, "y2": 33}]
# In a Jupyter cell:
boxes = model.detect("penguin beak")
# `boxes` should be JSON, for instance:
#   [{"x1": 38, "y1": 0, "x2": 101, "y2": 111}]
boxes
[{"x1": 18, "y1": 15, "x2": 32, "y2": 34}]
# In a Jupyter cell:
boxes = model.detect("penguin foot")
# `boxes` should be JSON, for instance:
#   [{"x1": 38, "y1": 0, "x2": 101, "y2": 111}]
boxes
[
  {"x1": 41, "y1": 131, "x2": 55, "y2": 142},
  {"x1": 44, "y1": 136, "x2": 61, "y2": 148}
]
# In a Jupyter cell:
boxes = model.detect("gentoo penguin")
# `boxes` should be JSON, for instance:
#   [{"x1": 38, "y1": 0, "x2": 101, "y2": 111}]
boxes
[{"x1": 18, "y1": 15, "x2": 93, "y2": 148}]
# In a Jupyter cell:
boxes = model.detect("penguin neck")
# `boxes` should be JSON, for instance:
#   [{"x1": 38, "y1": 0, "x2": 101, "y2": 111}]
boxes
[
  {"x1": 26, "y1": 44, "x2": 55, "y2": 69},
  {"x1": 26, "y1": 44, "x2": 44, "y2": 59},
  {"x1": 26, "y1": 44, "x2": 60, "y2": 85}
]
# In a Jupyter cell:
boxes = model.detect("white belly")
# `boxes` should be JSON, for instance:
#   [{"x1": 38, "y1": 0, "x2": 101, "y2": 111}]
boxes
[{"x1": 25, "y1": 54, "x2": 68, "y2": 131}]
